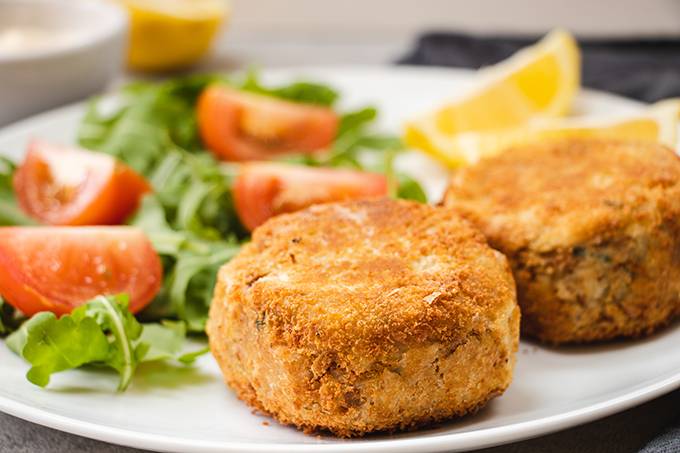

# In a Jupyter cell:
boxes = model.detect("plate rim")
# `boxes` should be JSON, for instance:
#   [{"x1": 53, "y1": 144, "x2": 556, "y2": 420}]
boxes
[
  {"x1": 0, "y1": 64, "x2": 646, "y2": 135},
  {"x1": 0, "y1": 369, "x2": 677, "y2": 453},
  {"x1": 0, "y1": 64, "x2": 675, "y2": 453}
]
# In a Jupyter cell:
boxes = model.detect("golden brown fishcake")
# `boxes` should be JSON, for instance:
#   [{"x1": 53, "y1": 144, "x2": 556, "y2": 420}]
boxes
[
  {"x1": 207, "y1": 198, "x2": 519, "y2": 436},
  {"x1": 444, "y1": 139, "x2": 680, "y2": 343}
]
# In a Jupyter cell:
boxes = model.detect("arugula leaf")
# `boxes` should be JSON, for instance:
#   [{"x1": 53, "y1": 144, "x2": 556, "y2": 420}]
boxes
[
  {"x1": 0, "y1": 301, "x2": 10, "y2": 335},
  {"x1": 178, "y1": 346, "x2": 210, "y2": 365},
  {"x1": 396, "y1": 173, "x2": 428, "y2": 203},
  {"x1": 241, "y1": 69, "x2": 339, "y2": 107},
  {"x1": 6, "y1": 311, "x2": 110, "y2": 387},
  {"x1": 6, "y1": 295, "x2": 208, "y2": 390},
  {"x1": 137, "y1": 320, "x2": 186, "y2": 362},
  {"x1": 0, "y1": 157, "x2": 37, "y2": 226},
  {"x1": 79, "y1": 74, "x2": 226, "y2": 173},
  {"x1": 0, "y1": 297, "x2": 24, "y2": 336},
  {"x1": 299, "y1": 107, "x2": 427, "y2": 200},
  {"x1": 138, "y1": 320, "x2": 208, "y2": 365},
  {"x1": 131, "y1": 195, "x2": 241, "y2": 331},
  {"x1": 81, "y1": 295, "x2": 144, "y2": 389},
  {"x1": 338, "y1": 106, "x2": 378, "y2": 135}
]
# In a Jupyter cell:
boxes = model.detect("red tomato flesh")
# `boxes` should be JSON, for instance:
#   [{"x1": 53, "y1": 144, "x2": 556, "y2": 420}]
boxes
[
  {"x1": 197, "y1": 85, "x2": 339, "y2": 161},
  {"x1": 234, "y1": 162, "x2": 389, "y2": 231},
  {"x1": 13, "y1": 140, "x2": 150, "y2": 225},
  {"x1": 0, "y1": 227, "x2": 162, "y2": 316}
]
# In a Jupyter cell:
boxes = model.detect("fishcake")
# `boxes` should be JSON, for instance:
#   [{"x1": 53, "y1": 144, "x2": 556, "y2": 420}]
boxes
[
  {"x1": 444, "y1": 139, "x2": 680, "y2": 344},
  {"x1": 207, "y1": 198, "x2": 519, "y2": 436}
]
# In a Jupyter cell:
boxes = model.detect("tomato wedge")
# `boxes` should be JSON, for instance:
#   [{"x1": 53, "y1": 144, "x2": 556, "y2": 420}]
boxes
[
  {"x1": 197, "y1": 85, "x2": 339, "y2": 161},
  {"x1": 13, "y1": 140, "x2": 151, "y2": 225},
  {"x1": 233, "y1": 163, "x2": 389, "y2": 231},
  {"x1": 0, "y1": 227, "x2": 162, "y2": 316}
]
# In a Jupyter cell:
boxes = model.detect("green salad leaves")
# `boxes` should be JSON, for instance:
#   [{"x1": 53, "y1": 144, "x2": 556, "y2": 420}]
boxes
[
  {"x1": 6, "y1": 295, "x2": 206, "y2": 390},
  {"x1": 0, "y1": 157, "x2": 36, "y2": 226},
  {"x1": 0, "y1": 297, "x2": 23, "y2": 336},
  {"x1": 240, "y1": 71, "x2": 339, "y2": 107},
  {"x1": 130, "y1": 195, "x2": 241, "y2": 331},
  {"x1": 76, "y1": 71, "x2": 424, "y2": 332},
  {"x1": 3, "y1": 71, "x2": 425, "y2": 390}
]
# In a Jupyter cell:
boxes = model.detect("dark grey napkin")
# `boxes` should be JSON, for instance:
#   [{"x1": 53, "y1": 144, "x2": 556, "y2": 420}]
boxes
[
  {"x1": 398, "y1": 31, "x2": 680, "y2": 453},
  {"x1": 639, "y1": 422, "x2": 680, "y2": 453},
  {"x1": 397, "y1": 32, "x2": 680, "y2": 103}
]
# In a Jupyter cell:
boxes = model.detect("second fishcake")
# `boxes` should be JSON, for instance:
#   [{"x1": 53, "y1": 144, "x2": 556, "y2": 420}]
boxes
[
  {"x1": 207, "y1": 199, "x2": 519, "y2": 436},
  {"x1": 444, "y1": 139, "x2": 680, "y2": 344}
]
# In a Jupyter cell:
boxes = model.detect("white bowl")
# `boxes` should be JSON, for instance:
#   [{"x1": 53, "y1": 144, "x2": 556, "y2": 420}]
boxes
[{"x1": 0, "y1": 0, "x2": 128, "y2": 126}]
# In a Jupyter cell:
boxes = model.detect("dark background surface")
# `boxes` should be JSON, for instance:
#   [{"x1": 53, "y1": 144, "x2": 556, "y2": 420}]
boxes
[{"x1": 398, "y1": 33, "x2": 680, "y2": 102}]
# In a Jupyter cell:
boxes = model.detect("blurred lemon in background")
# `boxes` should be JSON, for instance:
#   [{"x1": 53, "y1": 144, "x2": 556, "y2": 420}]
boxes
[{"x1": 117, "y1": 0, "x2": 229, "y2": 72}]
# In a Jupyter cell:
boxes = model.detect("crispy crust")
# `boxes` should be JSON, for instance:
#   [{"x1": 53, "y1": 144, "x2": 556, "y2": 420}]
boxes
[
  {"x1": 207, "y1": 199, "x2": 519, "y2": 436},
  {"x1": 444, "y1": 139, "x2": 680, "y2": 343}
]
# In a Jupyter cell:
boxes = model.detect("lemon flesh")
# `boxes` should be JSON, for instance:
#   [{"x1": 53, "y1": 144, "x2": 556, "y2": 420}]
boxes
[
  {"x1": 433, "y1": 29, "x2": 579, "y2": 135},
  {"x1": 404, "y1": 29, "x2": 582, "y2": 166},
  {"x1": 407, "y1": 101, "x2": 680, "y2": 167}
]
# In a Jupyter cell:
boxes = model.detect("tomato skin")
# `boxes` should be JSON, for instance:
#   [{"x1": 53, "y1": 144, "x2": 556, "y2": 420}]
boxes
[
  {"x1": 0, "y1": 227, "x2": 162, "y2": 316},
  {"x1": 13, "y1": 141, "x2": 150, "y2": 226},
  {"x1": 234, "y1": 163, "x2": 389, "y2": 231},
  {"x1": 197, "y1": 85, "x2": 339, "y2": 161}
]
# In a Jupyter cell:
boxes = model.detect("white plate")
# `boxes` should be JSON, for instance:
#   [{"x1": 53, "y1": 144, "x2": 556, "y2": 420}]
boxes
[{"x1": 0, "y1": 66, "x2": 678, "y2": 453}]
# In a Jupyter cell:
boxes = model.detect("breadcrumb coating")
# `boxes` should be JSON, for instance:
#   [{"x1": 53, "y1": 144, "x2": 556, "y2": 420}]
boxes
[
  {"x1": 445, "y1": 139, "x2": 680, "y2": 343},
  {"x1": 207, "y1": 198, "x2": 519, "y2": 436}
]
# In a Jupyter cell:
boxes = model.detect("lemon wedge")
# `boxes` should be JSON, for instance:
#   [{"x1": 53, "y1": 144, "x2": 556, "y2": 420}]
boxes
[
  {"x1": 404, "y1": 29, "x2": 581, "y2": 164},
  {"x1": 118, "y1": 0, "x2": 229, "y2": 72},
  {"x1": 407, "y1": 100, "x2": 680, "y2": 167},
  {"x1": 409, "y1": 29, "x2": 579, "y2": 136}
]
